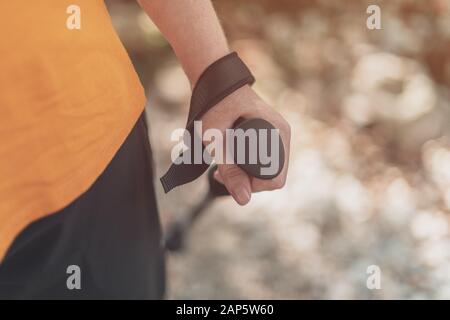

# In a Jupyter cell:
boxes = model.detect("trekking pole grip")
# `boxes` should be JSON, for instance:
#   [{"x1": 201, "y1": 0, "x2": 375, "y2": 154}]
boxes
[{"x1": 208, "y1": 117, "x2": 285, "y2": 197}]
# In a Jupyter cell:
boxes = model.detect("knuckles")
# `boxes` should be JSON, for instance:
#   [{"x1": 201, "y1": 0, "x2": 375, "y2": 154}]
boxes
[
  {"x1": 254, "y1": 175, "x2": 287, "y2": 192},
  {"x1": 268, "y1": 176, "x2": 286, "y2": 191},
  {"x1": 221, "y1": 165, "x2": 245, "y2": 182},
  {"x1": 273, "y1": 176, "x2": 287, "y2": 190}
]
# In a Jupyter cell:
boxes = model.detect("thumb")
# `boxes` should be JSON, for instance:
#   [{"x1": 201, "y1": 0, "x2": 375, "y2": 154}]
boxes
[{"x1": 218, "y1": 164, "x2": 252, "y2": 205}]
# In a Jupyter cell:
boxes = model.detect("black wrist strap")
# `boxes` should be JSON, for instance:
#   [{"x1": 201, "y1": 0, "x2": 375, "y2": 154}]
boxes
[{"x1": 160, "y1": 52, "x2": 255, "y2": 193}]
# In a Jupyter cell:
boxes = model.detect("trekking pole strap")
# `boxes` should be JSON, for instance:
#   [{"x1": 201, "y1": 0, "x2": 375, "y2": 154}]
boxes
[{"x1": 160, "y1": 52, "x2": 255, "y2": 193}]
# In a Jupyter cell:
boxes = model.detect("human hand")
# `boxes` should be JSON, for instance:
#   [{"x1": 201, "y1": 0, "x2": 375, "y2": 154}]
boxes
[{"x1": 201, "y1": 85, "x2": 291, "y2": 205}]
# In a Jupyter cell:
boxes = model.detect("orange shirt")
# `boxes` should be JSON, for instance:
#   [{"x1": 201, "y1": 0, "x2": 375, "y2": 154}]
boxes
[{"x1": 0, "y1": 1, "x2": 146, "y2": 260}]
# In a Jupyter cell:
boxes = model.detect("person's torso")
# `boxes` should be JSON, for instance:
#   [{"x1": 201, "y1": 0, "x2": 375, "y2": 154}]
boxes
[{"x1": 0, "y1": 0, "x2": 146, "y2": 260}]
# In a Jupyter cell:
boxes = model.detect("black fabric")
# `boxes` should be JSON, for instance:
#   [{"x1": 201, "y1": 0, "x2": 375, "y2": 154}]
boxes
[
  {"x1": 160, "y1": 52, "x2": 255, "y2": 193},
  {"x1": 0, "y1": 112, "x2": 165, "y2": 299}
]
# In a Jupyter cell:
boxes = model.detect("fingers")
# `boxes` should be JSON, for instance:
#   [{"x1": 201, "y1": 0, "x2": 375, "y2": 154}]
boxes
[
  {"x1": 251, "y1": 174, "x2": 287, "y2": 193},
  {"x1": 214, "y1": 113, "x2": 291, "y2": 200},
  {"x1": 200, "y1": 85, "x2": 291, "y2": 201},
  {"x1": 251, "y1": 138, "x2": 289, "y2": 192},
  {"x1": 213, "y1": 169, "x2": 224, "y2": 184},
  {"x1": 218, "y1": 164, "x2": 252, "y2": 205}
]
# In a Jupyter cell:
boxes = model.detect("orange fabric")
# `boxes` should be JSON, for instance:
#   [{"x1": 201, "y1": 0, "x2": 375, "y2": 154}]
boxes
[{"x1": 0, "y1": 1, "x2": 146, "y2": 260}]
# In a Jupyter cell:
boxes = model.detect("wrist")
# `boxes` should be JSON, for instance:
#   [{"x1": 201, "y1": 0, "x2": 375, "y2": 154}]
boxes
[{"x1": 184, "y1": 47, "x2": 231, "y2": 87}]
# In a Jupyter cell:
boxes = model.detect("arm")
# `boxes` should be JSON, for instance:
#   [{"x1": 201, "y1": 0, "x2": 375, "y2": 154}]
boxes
[
  {"x1": 137, "y1": 0, "x2": 229, "y2": 85},
  {"x1": 137, "y1": 0, "x2": 291, "y2": 205}
]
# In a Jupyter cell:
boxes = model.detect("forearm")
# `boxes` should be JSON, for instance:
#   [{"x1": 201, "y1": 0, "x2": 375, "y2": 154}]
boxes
[
  {"x1": 137, "y1": 0, "x2": 290, "y2": 205},
  {"x1": 137, "y1": 0, "x2": 230, "y2": 85}
]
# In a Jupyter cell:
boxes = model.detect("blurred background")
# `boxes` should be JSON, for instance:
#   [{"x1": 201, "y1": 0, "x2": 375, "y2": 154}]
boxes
[{"x1": 105, "y1": 0, "x2": 450, "y2": 299}]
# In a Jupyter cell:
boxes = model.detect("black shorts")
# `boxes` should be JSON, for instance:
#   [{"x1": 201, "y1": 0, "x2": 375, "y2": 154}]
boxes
[{"x1": 0, "y1": 112, "x2": 166, "y2": 299}]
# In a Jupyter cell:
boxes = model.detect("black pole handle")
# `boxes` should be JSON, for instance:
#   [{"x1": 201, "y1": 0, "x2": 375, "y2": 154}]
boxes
[
  {"x1": 165, "y1": 117, "x2": 286, "y2": 252},
  {"x1": 208, "y1": 117, "x2": 285, "y2": 197}
]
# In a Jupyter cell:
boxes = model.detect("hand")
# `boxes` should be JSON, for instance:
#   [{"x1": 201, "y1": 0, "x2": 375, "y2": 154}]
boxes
[{"x1": 201, "y1": 85, "x2": 291, "y2": 205}]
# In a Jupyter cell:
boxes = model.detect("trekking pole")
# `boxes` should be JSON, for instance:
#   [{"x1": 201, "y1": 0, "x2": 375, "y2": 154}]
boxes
[
  {"x1": 164, "y1": 118, "x2": 285, "y2": 252},
  {"x1": 164, "y1": 165, "x2": 227, "y2": 252}
]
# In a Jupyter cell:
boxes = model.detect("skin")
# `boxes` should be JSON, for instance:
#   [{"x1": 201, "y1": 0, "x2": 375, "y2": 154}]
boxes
[{"x1": 138, "y1": 0, "x2": 291, "y2": 205}]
